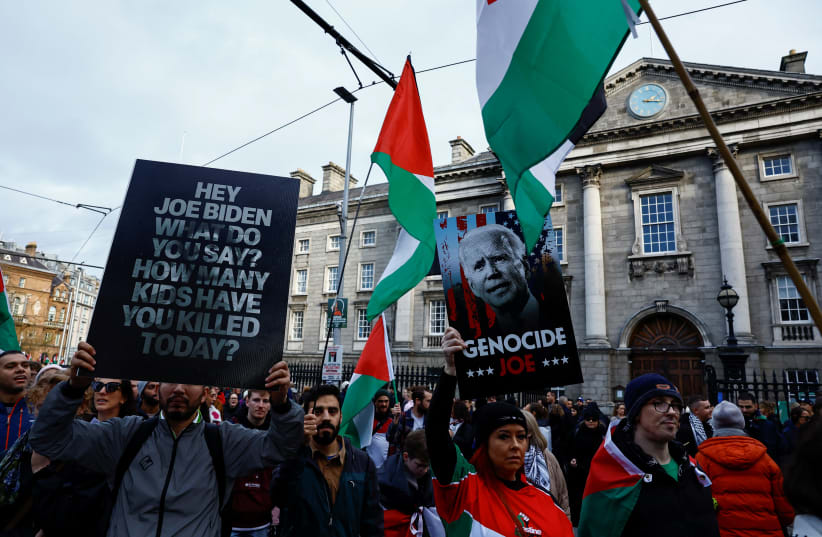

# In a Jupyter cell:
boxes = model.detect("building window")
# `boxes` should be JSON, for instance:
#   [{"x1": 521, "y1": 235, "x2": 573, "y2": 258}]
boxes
[
  {"x1": 294, "y1": 269, "x2": 308, "y2": 294},
  {"x1": 776, "y1": 276, "x2": 809, "y2": 322},
  {"x1": 553, "y1": 227, "x2": 564, "y2": 263},
  {"x1": 356, "y1": 308, "x2": 371, "y2": 340},
  {"x1": 59, "y1": 308, "x2": 65, "y2": 322},
  {"x1": 47, "y1": 306, "x2": 56, "y2": 322},
  {"x1": 429, "y1": 300, "x2": 447, "y2": 335},
  {"x1": 553, "y1": 183, "x2": 563, "y2": 205},
  {"x1": 437, "y1": 210, "x2": 449, "y2": 222},
  {"x1": 18, "y1": 278, "x2": 26, "y2": 288},
  {"x1": 290, "y1": 310, "x2": 304, "y2": 340},
  {"x1": 783, "y1": 369, "x2": 819, "y2": 403},
  {"x1": 640, "y1": 192, "x2": 676, "y2": 253},
  {"x1": 44, "y1": 332, "x2": 52, "y2": 343},
  {"x1": 326, "y1": 266, "x2": 339, "y2": 293},
  {"x1": 361, "y1": 230, "x2": 376, "y2": 248},
  {"x1": 479, "y1": 204, "x2": 498, "y2": 214},
  {"x1": 763, "y1": 154, "x2": 793, "y2": 178},
  {"x1": 54, "y1": 333, "x2": 60, "y2": 346},
  {"x1": 327, "y1": 234, "x2": 342, "y2": 251},
  {"x1": 297, "y1": 238, "x2": 310, "y2": 254},
  {"x1": 359, "y1": 263, "x2": 374, "y2": 291},
  {"x1": 11, "y1": 297, "x2": 22, "y2": 316},
  {"x1": 769, "y1": 203, "x2": 800, "y2": 244}
]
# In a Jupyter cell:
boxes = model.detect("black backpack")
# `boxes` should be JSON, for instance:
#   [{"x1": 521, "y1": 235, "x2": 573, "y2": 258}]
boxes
[{"x1": 111, "y1": 417, "x2": 230, "y2": 537}]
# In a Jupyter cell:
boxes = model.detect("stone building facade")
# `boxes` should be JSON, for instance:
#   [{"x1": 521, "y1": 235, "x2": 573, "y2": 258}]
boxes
[
  {"x1": 1, "y1": 240, "x2": 100, "y2": 361},
  {"x1": 285, "y1": 52, "x2": 822, "y2": 404}
]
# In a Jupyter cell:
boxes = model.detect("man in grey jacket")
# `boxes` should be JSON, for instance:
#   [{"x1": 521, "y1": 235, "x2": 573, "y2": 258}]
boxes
[{"x1": 29, "y1": 342, "x2": 304, "y2": 537}]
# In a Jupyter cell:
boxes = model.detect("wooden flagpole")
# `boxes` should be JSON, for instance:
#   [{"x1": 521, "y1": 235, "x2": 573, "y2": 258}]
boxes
[{"x1": 638, "y1": 0, "x2": 822, "y2": 334}]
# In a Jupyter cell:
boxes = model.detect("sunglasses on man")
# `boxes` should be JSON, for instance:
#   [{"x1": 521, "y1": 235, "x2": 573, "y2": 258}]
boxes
[{"x1": 91, "y1": 381, "x2": 121, "y2": 393}]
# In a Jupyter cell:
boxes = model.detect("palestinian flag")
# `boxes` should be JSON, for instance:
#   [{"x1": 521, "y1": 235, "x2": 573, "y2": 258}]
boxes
[
  {"x1": 0, "y1": 266, "x2": 21, "y2": 354},
  {"x1": 366, "y1": 57, "x2": 436, "y2": 320},
  {"x1": 577, "y1": 424, "x2": 644, "y2": 537},
  {"x1": 339, "y1": 314, "x2": 394, "y2": 449},
  {"x1": 476, "y1": 0, "x2": 641, "y2": 250}
]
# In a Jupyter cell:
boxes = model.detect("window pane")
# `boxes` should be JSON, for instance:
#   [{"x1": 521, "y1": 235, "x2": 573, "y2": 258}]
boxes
[
  {"x1": 429, "y1": 300, "x2": 447, "y2": 335},
  {"x1": 298, "y1": 239, "x2": 310, "y2": 253},
  {"x1": 769, "y1": 204, "x2": 800, "y2": 243},
  {"x1": 327, "y1": 266, "x2": 338, "y2": 292},
  {"x1": 763, "y1": 155, "x2": 793, "y2": 177},
  {"x1": 554, "y1": 228, "x2": 564, "y2": 262},
  {"x1": 554, "y1": 184, "x2": 562, "y2": 204},
  {"x1": 329, "y1": 235, "x2": 341, "y2": 250},
  {"x1": 362, "y1": 231, "x2": 376, "y2": 246},
  {"x1": 640, "y1": 193, "x2": 675, "y2": 253},
  {"x1": 480, "y1": 205, "x2": 497, "y2": 214},
  {"x1": 360, "y1": 263, "x2": 374, "y2": 290},
  {"x1": 291, "y1": 311, "x2": 304, "y2": 340},
  {"x1": 357, "y1": 309, "x2": 371, "y2": 340},
  {"x1": 296, "y1": 269, "x2": 308, "y2": 294},
  {"x1": 777, "y1": 276, "x2": 809, "y2": 322}
]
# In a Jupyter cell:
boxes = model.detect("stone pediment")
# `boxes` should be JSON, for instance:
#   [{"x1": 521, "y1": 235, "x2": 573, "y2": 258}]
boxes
[
  {"x1": 624, "y1": 165, "x2": 684, "y2": 189},
  {"x1": 587, "y1": 57, "x2": 822, "y2": 136}
]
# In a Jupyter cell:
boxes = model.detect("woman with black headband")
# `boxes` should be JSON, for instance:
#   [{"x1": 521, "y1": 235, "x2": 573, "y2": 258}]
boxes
[{"x1": 425, "y1": 327, "x2": 573, "y2": 537}]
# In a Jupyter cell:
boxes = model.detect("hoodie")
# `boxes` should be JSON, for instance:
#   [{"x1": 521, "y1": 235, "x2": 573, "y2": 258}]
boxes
[{"x1": 696, "y1": 435, "x2": 794, "y2": 537}]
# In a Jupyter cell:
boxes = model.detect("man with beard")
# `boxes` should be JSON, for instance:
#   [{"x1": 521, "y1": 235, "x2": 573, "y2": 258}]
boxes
[
  {"x1": 29, "y1": 341, "x2": 304, "y2": 537},
  {"x1": 0, "y1": 349, "x2": 33, "y2": 454},
  {"x1": 136, "y1": 380, "x2": 160, "y2": 418},
  {"x1": 389, "y1": 388, "x2": 431, "y2": 452},
  {"x1": 676, "y1": 395, "x2": 713, "y2": 456},
  {"x1": 458, "y1": 224, "x2": 539, "y2": 333},
  {"x1": 273, "y1": 384, "x2": 382, "y2": 537},
  {"x1": 366, "y1": 389, "x2": 394, "y2": 468}
]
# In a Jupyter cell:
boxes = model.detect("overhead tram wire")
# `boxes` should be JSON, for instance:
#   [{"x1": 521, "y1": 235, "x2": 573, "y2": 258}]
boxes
[
  {"x1": 0, "y1": 184, "x2": 113, "y2": 216},
  {"x1": 202, "y1": 0, "x2": 748, "y2": 167},
  {"x1": 7, "y1": 251, "x2": 104, "y2": 271},
  {"x1": 324, "y1": 0, "x2": 384, "y2": 68}
]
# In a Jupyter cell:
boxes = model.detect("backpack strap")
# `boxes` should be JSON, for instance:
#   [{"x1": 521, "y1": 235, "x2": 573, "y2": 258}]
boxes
[
  {"x1": 112, "y1": 416, "x2": 159, "y2": 504},
  {"x1": 203, "y1": 423, "x2": 225, "y2": 506}
]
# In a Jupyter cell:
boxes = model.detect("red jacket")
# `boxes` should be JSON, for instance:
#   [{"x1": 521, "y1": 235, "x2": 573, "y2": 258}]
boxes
[{"x1": 696, "y1": 435, "x2": 794, "y2": 537}]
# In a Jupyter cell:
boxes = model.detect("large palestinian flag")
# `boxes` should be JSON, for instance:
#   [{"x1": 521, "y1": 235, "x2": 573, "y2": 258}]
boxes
[
  {"x1": 366, "y1": 57, "x2": 436, "y2": 320},
  {"x1": 339, "y1": 314, "x2": 394, "y2": 448},
  {"x1": 0, "y1": 266, "x2": 21, "y2": 354},
  {"x1": 476, "y1": 0, "x2": 641, "y2": 250}
]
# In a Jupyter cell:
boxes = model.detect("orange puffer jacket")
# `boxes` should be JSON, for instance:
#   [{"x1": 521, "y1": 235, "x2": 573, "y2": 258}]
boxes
[{"x1": 696, "y1": 435, "x2": 794, "y2": 537}]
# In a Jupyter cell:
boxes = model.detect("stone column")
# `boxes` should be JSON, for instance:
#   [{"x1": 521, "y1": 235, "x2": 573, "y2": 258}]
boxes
[
  {"x1": 501, "y1": 172, "x2": 515, "y2": 211},
  {"x1": 709, "y1": 147, "x2": 752, "y2": 340},
  {"x1": 392, "y1": 289, "x2": 414, "y2": 350},
  {"x1": 579, "y1": 165, "x2": 609, "y2": 346}
]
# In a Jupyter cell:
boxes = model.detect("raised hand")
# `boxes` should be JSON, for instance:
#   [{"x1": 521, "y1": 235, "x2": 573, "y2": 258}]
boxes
[
  {"x1": 265, "y1": 361, "x2": 290, "y2": 405},
  {"x1": 69, "y1": 341, "x2": 96, "y2": 389},
  {"x1": 440, "y1": 327, "x2": 465, "y2": 376}
]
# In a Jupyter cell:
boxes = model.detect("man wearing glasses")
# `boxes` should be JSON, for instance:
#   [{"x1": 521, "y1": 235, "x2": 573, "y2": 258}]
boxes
[{"x1": 577, "y1": 373, "x2": 720, "y2": 537}]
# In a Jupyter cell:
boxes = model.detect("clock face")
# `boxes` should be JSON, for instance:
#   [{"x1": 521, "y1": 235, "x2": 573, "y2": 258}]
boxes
[{"x1": 628, "y1": 84, "x2": 667, "y2": 118}]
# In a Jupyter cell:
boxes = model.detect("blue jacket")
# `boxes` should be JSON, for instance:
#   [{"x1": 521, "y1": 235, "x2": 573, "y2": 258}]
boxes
[
  {"x1": 273, "y1": 437, "x2": 382, "y2": 537},
  {"x1": 1, "y1": 396, "x2": 34, "y2": 454}
]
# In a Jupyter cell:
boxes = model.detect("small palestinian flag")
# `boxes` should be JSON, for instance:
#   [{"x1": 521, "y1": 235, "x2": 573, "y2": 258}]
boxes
[
  {"x1": 0, "y1": 266, "x2": 21, "y2": 354},
  {"x1": 476, "y1": 0, "x2": 641, "y2": 250},
  {"x1": 339, "y1": 314, "x2": 394, "y2": 448}
]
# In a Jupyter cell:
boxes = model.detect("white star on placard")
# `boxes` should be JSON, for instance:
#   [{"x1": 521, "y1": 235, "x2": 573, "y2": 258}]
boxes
[
  {"x1": 476, "y1": 368, "x2": 485, "y2": 376},
  {"x1": 562, "y1": 356, "x2": 569, "y2": 364},
  {"x1": 552, "y1": 358, "x2": 560, "y2": 366},
  {"x1": 542, "y1": 359, "x2": 551, "y2": 367},
  {"x1": 485, "y1": 366, "x2": 495, "y2": 376},
  {"x1": 466, "y1": 369, "x2": 475, "y2": 378}
]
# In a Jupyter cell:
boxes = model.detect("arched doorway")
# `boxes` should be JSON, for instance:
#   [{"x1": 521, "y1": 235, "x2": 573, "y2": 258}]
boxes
[{"x1": 629, "y1": 313, "x2": 705, "y2": 398}]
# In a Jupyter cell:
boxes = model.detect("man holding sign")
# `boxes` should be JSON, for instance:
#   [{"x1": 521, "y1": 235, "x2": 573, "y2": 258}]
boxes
[{"x1": 29, "y1": 341, "x2": 304, "y2": 537}]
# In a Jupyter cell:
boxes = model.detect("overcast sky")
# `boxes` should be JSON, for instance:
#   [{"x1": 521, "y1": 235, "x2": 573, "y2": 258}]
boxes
[{"x1": 1, "y1": 0, "x2": 820, "y2": 276}]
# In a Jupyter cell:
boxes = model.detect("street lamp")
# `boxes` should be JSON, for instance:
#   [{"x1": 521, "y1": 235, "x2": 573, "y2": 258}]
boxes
[{"x1": 716, "y1": 277, "x2": 739, "y2": 346}]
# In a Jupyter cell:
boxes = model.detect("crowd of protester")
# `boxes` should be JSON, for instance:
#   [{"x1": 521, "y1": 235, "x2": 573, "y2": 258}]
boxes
[{"x1": 1, "y1": 333, "x2": 821, "y2": 537}]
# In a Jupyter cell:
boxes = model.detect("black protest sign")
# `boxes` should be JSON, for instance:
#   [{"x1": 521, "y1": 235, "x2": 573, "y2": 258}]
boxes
[
  {"x1": 434, "y1": 210, "x2": 582, "y2": 399},
  {"x1": 87, "y1": 160, "x2": 299, "y2": 388}
]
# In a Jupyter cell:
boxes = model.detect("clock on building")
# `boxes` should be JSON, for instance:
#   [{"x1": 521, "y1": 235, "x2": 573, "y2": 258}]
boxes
[{"x1": 628, "y1": 83, "x2": 667, "y2": 118}]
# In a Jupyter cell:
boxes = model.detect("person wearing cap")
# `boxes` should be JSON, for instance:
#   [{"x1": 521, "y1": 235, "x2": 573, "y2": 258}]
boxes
[
  {"x1": 0, "y1": 349, "x2": 33, "y2": 455},
  {"x1": 426, "y1": 327, "x2": 573, "y2": 537},
  {"x1": 136, "y1": 380, "x2": 160, "y2": 418},
  {"x1": 577, "y1": 373, "x2": 719, "y2": 537},
  {"x1": 695, "y1": 401, "x2": 794, "y2": 537},
  {"x1": 567, "y1": 403, "x2": 606, "y2": 526}
]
